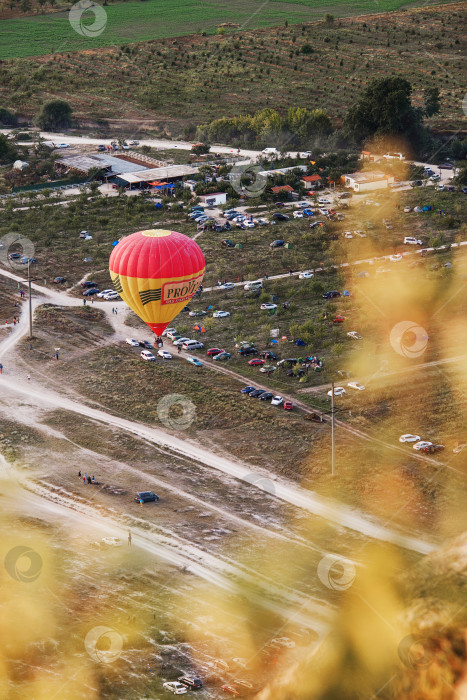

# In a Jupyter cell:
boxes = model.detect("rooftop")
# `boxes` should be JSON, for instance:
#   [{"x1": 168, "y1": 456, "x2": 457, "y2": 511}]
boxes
[
  {"x1": 55, "y1": 154, "x2": 148, "y2": 175},
  {"x1": 117, "y1": 164, "x2": 198, "y2": 184}
]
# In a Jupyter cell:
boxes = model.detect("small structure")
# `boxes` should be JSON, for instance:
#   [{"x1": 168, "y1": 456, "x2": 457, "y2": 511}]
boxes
[
  {"x1": 183, "y1": 179, "x2": 198, "y2": 192},
  {"x1": 13, "y1": 160, "x2": 29, "y2": 171},
  {"x1": 300, "y1": 174, "x2": 323, "y2": 190},
  {"x1": 199, "y1": 192, "x2": 227, "y2": 207},
  {"x1": 271, "y1": 184, "x2": 295, "y2": 196},
  {"x1": 342, "y1": 171, "x2": 395, "y2": 192}
]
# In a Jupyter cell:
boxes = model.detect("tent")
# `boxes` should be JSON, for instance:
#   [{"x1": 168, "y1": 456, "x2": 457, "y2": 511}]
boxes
[
  {"x1": 111, "y1": 240, "x2": 119, "y2": 247},
  {"x1": 296, "y1": 339, "x2": 305, "y2": 346},
  {"x1": 193, "y1": 325, "x2": 206, "y2": 333}
]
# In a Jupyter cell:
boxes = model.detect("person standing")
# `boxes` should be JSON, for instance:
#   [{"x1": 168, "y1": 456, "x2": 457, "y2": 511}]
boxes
[
  {"x1": 128, "y1": 531, "x2": 132, "y2": 547},
  {"x1": 55, "y1": 351, "x2": 59, "y2": 360},
  {"x1": 27, "y1": 374, "x2": 30, "y2": 381}
]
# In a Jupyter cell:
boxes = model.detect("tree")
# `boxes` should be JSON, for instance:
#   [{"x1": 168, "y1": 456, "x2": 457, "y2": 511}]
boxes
[
  {"x1": 192, "y1": 143, "x2": 210, "y2": 155},
  {"x1": 343, "y1": 77, "x2": 423, "y2": 146},
  {"x1": 0, "y1": 134, "x2": 17, "y2": 164},
  {"x1": 0, "y1": 108, "x2": 18, "y2": 127},
  {"x1": 36, "y1": 99, "x2": 72, "y2": 130},
  {"x1": 424, "y1": 86, "x2": 440, "y2": 117},
  {"x1": 324, "y1": 13, "x2": 334, "y2": 24}
]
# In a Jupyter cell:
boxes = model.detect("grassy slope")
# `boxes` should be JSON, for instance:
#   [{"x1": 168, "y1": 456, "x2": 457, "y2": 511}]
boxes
[
  {"x1": 0, "y1": 0, "x2": 456, "y2": 59},
  {"x1": 1, "y1": 3, "x2": 464, "y2": 133}
]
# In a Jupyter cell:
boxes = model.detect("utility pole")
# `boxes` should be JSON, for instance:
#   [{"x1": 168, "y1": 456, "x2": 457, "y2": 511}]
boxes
[
  {"x1": 28, "y1": 259, "x2": 33, "y2": 340},
  {"x1": 331, "y1": 380, "x2": 335, "y2": 476}
]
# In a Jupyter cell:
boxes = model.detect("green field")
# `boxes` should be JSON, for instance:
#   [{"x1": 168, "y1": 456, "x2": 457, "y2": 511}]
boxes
[{"x1": 0, "y1": 0, "x2": 456, "y2": 59}]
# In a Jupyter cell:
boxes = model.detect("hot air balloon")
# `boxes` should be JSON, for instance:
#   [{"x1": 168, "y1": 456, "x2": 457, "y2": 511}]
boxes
[{"x1": 109, "y1": 229, "x2": 205, "y2": 337}]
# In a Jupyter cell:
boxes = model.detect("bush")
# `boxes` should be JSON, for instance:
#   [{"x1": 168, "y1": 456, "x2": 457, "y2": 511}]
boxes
[
  {"x1": 36, "y1": 99, "x2": 72, "y2": 130},
  {"x1": 0, "y1": 108, "x2": 18, "y2": 126}
]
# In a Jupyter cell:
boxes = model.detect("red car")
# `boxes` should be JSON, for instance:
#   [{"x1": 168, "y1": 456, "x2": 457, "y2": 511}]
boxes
[
  {"x1": 221, "y1": 686, "x2": 240, "y2": 697},
  {"x1": 333, "y1": 315, "x2": 346, "y2": 323},
  {"x1": 207, "y1": 348, "x2": 224, "y2": 356},
  {"x1": 248, "y1": 358, "x2": 265, "y2": 366},
  {"x1": 283, "y1": 401, "x2": 293, "y2": 410}
]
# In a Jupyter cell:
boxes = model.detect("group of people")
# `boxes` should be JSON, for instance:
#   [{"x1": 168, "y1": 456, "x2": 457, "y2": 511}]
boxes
[
  {"x1": 78, "y1": 470, "x2": 97, "y2": 485},
  {"x1": 111, "y1": 307, "x2": 118, "y2": 314}
]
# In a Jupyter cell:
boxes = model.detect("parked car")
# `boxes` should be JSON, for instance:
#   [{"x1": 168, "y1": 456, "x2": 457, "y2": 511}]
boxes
[
  {"x1": 299, "y1": 271, "x2": 314, "y2": 279},
  {"x1": 162, "y1": 681, "x2": 187, "y2": 694},
  {"x1": 270, "y1": 239, "x2": 285, "y2": 248},
  {"x1": 244, "y1": 280, "x2": 263, "y2": 291},
  {"x1": 413, "y1": 441, "x2": 433, "y2": 451},
  {"x1": 178, "y1": 677, "x2": 202, "y2": 690},
  {"x1": 271, "y1": 396, "x2": 283, "y2": 406},
  {"x1": 186, "y1": 356, "x2": 203, "y2": 366},
  {"x1": 135, "y1": 491, "x2": 159, "y2": 503},
  {"x1": 140, "y1": 350, "x2": 155, "y2": 361},
  {"x1": 207, "y1": 348, "x2": 224, "y2": 357},
  {"x1": 272, "y1": 213, "x2": 289, "y2": 221},
  {"x1": 97, "y1": 289, "x2": 114, "y2": 298},
  {"x1": 166, "y1": 330, "x2": 179, "y2": 340},
  {"x1": 347, "y1": 331, "x2": 362, "y2": 340},
  {"x1": 220, "y1": 282, "x2": 235, "y2": 289},
  {"x1": 438, "y1": 163, "x2": 453, "y2": 169},
  {"x1": 158, "y1": 349, "x2": 172, "y2": 359},
  {"x1": 260, "y1": 392, "x2": 274, "y2": 401},
  {"x1": 323, "y1": 291, "x2": 340, "y2": 299},
  {"x1": 399, "y1": 434, "x2": 421, "y2": 443},
  {"x1": 259, "y1": 351, "x2": 278, "y2": 360},
  {"x1": 82, "y1": 280, "x2": 98, "y2": 288},
  {"x1": 293, "y1": 211, "x2": 304, "y2": 219},
  {"x1": 283, "y1": 401, "x2": 293, "y2": 410},
  {"x1": 238, "y1": 347, "x2": 258, "y2": 356},
  {"x1": 348, "y1": 382, "x2": 365, "y2": 391},
  {"x1": 182, "y1": 341, "x2": 204, "y2": 351},
  {"x1": 250, "y1": 389, "x2": 266, "y2": 398},
  {"x1": 328, "y1": 386, "x2": 346, "y2": 397},
  {"x1": 333, "y1": 315, "x2": 346, "y2": 324},
  {"x1": 53, "y1": 276, "x2": 66, "y2": 283},
  {"x1": 83, "y1": 288, "x2": 99, "y2": 296},
  {"x1": 213, "y1": 352, "x2": 231, "y2": 361},
  {"x1": 173, "y1": 337, "x2": 191, "y2": 346},
  {"x1": 404, "y1": 236, "x2": 423, "y2": 245},
  {"x1": 241, "y1": 386, "x2": 256, "y2": 394},
  {"x1": 221, "y1": 239, "x2": 235, "y2": 248},
  {"x1": 248, "y1": 358, "x2": 265, "y2": 366},
  {"x1": 259, "y1": 365, "x2": 276, "y2": 373},
  {"x1": 260, "y1": 303, "x2": 277, "y2": 310},
  {"x1": 189, "y1": 310, "x2": 207, "y2": 317},
  {"x1": 420, "y1": 444, "x2": 444, "y2": 453},
  {"x1": 56, "y1": 143, "x2": 70, "y2": 148}
]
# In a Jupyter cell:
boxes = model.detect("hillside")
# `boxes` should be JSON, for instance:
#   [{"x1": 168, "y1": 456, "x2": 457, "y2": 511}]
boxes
[{"x1": 0, "y1": 2, "x2": 465, "y2": 136}]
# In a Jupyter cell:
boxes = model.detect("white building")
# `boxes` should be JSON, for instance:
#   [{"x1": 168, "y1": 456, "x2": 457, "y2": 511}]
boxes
[
  {"x1": 199, "y1": 192, "x2": 227, "y2": 206},
  {"x1": 343, "y1": 171, "x2": 395, "y2": 192}
]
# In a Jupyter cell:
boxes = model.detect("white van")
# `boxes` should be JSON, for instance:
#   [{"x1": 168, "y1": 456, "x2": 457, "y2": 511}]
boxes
[
  {"x1": 262, "y1": 147, "x2": 280, "y2": 156},
  {"x1": 244, "y1": 280, "x2": 263, "y2": 291},
  {"x1": 404, "y1": 236, "x2": 423, "y2": 245},
  {"x1": 182, "y1": 340, "x2": 204, "y2": 351}
]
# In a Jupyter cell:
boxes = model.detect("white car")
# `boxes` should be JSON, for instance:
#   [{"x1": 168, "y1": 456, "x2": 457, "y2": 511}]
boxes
[
  {"x1": 245, "y1": 220, "x2": 255, "y2": 228},
  {"x1": 271, "y1": 396, "x2": 283, "y2": 406},
  {"x1": 390, "y1": 254, "x2": 403, "y2": 262},
  {"x1": 220, "y1": 282, "x2": 235, "y2": 290},
  {"x1": 317, "y1": 198, "x2": 331, "y2": 205},
  {"x1": 103, "y1": 292, "x2": 120, "y2": 301},
  {"x1": 319, "y1": 208, "x2": 329, "y2": 216},
  {"x1": 101, "y1": 537, "x2": 121, "y2": 547},
  {"x1": 125, "y1": 338, "x2": 139, "y2": 347},
  {"x1": 299, "y1": 271, "x2": 314, "y2": 279},
  {"x1": 173, "y1": 337, "x2": 191, "y2": 346},
  {"x1": 347, "y1": 331, "x2": 362, "y2": 340},
  {"x1": 348, "y1": 382, "x2": 365, "y2": 391},
  {"x1": 162, "y1": 327, "x2": 177, "y2": 337},
  {"x1": 403, "y1": 207, "x2": 412, "y2": 213},
  {"x1": 158, "y1": 349, "x2": 172, "y2": 359},
  {"x1": 399, "y1": 434, "x2": 421, "y2": 443},
  {"x1": 162, "y1": 681, "x2": 187, "y2": 695},
  {"x1": 328, "y1": 386, "x2": 346, "y2": 397},
  {"x1": 141, "y1": 350, "x2": 155, "y2": 361},
  {"x1": 413, "y1": 441, "x2": 433, "y2": 451},
  {"x1": 293, "y1": 211, "x2": 304, "y2": 219},
  {"x1": 404, "y1": 236, "x2": 423, "y2": 245},
  {"x1": 97, "y1": 289, "x2": 114, "y2": 298},
  {"x1": 56, "y1": 143, "x2": 70, "y2": 148},
  {"x1": 344, "y1": 231, "x2": 353, "y2": 239},
  {"x1": 260, "y1": 303, "x2": 277, "y2": 310},
  {"x1": 212, "y1": 311, "x2": 230, "y2": 318},
  {"x1": 270, "y1": 637, "x2": 296, "y2": 649}
]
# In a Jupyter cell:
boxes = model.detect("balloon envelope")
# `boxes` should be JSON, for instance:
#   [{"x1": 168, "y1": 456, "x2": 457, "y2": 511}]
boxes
[{"x1": 109, "y1": 229, "x2": 205, "y2": 336}]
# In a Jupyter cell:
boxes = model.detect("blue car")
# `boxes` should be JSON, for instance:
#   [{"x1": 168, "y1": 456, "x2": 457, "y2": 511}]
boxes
[
  {"x1": 186, "y1": 356, "x2": 203, "y2": 367},
  {"x1": 302, "y1": 209, "x2": 314, "y2": 216},
  {"x1": 241, "y1": 386, "x2": 256, "y2": 394}
]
